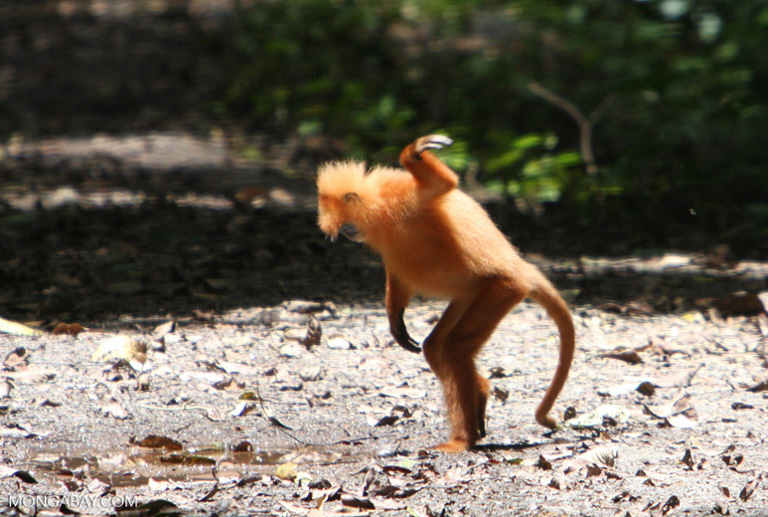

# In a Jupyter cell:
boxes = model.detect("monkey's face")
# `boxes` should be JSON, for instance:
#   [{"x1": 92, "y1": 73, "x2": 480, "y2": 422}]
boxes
[
  {"x1": 317, "y1": 191, "x2": 365, "y2": 242},
  {"x1": 317, "y1": 161, "x2": 370, "y2": 242}
]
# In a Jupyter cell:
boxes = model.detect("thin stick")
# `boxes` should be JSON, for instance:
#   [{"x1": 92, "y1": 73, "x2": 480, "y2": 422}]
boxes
[{"x1": 528, "y1": 81, "x2": 612, "y2": 176}]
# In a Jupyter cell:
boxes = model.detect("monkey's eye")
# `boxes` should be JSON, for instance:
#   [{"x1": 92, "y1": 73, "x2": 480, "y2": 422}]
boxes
[{"x1": 343, "y1": 192, "x2": 361, "y2": 204}]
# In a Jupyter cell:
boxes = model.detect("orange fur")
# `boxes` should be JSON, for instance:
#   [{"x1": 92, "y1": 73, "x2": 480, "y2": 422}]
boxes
[{"x1": 317, "y1": 135, "x2": 575, "y2": 452}]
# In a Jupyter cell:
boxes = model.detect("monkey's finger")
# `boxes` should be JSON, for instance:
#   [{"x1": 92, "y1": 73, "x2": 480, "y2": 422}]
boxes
[
  {"x1": 415, "y1": 135, "x2": 454, "y2": 154},
  {"x1": 394, "y1": 309, "x2": 422, "y2": 353},
  {"x1": 396, "y1": 336, "x2": 422, "y2": 354}
]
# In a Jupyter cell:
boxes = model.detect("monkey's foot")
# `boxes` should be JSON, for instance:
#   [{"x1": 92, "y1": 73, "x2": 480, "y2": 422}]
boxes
[
  {"x1": 535, "y1": 412, "x2": 559, "y2": 430},
  {"x1": 414, "y1": 135, "x2": 453, "y2": 155},
  {"x1": 432, "y1": 439, "x2": 473, "y2": 453}
]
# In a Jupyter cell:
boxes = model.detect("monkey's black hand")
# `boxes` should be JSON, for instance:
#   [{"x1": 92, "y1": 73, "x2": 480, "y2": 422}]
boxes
[
  {"x1": 392, "y1": 308, "x2": 421, "y2": 353},
  {"x1": 414, "y1": 135, "x2": 453, "y2": 157}
]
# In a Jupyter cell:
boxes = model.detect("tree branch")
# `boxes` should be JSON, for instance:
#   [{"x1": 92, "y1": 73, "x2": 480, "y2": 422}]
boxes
[{"x1": 528, "y1": 81, "x2": 608, "y2": 176}]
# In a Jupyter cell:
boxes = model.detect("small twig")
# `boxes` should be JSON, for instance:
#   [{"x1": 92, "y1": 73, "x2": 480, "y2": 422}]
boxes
[
  {"x1": 253, "y1": 381, "x2": 312, "y2": 446},
  {"x1": 136, "y1": 403, "x2": 208, "y2": 412},
  {"x1": 198, "y1": 467, "x2": 220, "y2": 502},
  {"x1": 528, "y1": 81, "x2": 612, "y2": 176}
]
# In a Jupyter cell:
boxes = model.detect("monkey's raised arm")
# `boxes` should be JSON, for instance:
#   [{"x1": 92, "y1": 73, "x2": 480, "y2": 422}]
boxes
[
  {"x1": 385, "y1": 272, "x2": 420, "y2": 353},
  {"x1": 399, "y1": 135, "x2": 458, "y2": 198}
]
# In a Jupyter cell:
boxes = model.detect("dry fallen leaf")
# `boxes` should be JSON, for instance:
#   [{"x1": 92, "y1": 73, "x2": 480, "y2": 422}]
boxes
[
  {"x1": 681, "y1": 449, "x2": 694, "y2": 470},
  {"x1": 101, "y1": 397, "x2": 129, "y2": 419},
  {"x1": 381, "y1": 386, "x2": 427, "y2": 399},
  {"x1": 644, "y1": 394, "x2": 698, "y2": 428},
  {"x1": 3, "y1": 347, "x2": 28, "y2": 370},
  {"x1": 6, "y1": 369, "x2": 56, "y2": 384},
  {"x1": 0, "y1": 465, "x2": 37, "y2": 484},
  {"x1": 536, "y1": 455, "x2": 553, "y2": 470},
  {"x1": 131, "y1": 435, "x2": 183, "y2": 450},
  {"x1": 300, "y1": 314, "x2": 322, "y2": 349},
  {"x1": 744, "y1": 379, "x2": 768, "y2": 393},
  {"x1": 600, "y1": 348, "x2": 643, "y2": 365},
  {"x1": 51, "y1": 322, "x2": 85, "y2": 336},
  {"x1": 92, "y1": 335, "x2": 147, "y2": 367},
  {"x1": 0, "y1": 380, "x2": 13, "y2": 400},
  {"x1": 276, "y1": 462, "x2": 299, "y2": 481},
  {"x1": 565, "y1": 405, "x2": 630, "y2": 428},
  {"x1": 230, "y1": 401, "x2": 256, "y2": 417},
  {"x1": 115, "y1": 500, "x2": 181, "y2": 517},
  {"x1": 0, "y1": 316, "x2": 42, "y2": 337},
  {"x1": 205, "y1": 407, "x2": 227, "y2": 422},
  {"x1": 739, "y1": 476, "x2": 761, "y2": 502},
  {"x1": 714, "y1": 291, "x2": 765, "y2": 316},
  {"x1": 279, "y1": 501, "x2": 371, "y2": 516},
  {"x1": 572, "y1": 445, "x2": 619, "y2": 469},
  {"x1": 600, "y1": 380, "x2": 656, "y2": 398}
]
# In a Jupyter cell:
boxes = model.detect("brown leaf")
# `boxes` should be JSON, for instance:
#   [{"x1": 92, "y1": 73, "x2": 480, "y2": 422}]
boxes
[
  {"x1": 160, "y1": 453, "x2": 216, "y2": 466},
  {"x1": 739, "y1": 476, "x2": 760, "y2": 502},
  {"x1": 131, "y1": 435, "x2": 183, "y2": 450},
  {"x1": 235, "y1": 186, "x2": 268, "y2": 205},
  {"x1": 51, "y1": 322, "x2": 85, "y2": 336},
  {"x1": 601, "y1": 349, "x2": 643, "y2": 365},
  {"x1": 636, "y1": 381, "x2": 656, "y2": 397},
  {"x1": 536, "y1": 455, "x2": 553, "y2": 470},
  {"x1": 681, "y1": 449, "x2": 694, "y2": 470},
  {"x1": 300, "y1": 314, "x2": 322, "y2": 349},
  {"x1": 116, "y1": 499, "x2": 180, "y2": 517},
  {"x1": 340, "y1": 494, "x2": 376, "y2": 510},
  {"x1": 585, "y1": 464, "x2": 602, "y2": 477},
  {"x1": 375, "y1": 415, "x2": 400, "y2": 427},
  {"x1": 661, "y1": 495, "x2": 680, "y2": 514},
  {"x1": 0, "y1": 465, "x2": 37, "y2": 484},
  {"x1": 488, "y1": 367, "x2": 507, "y2": 379},
  {"x1": 597, "y1": 303, "x2": 623, "y2": 314},
  {"x1": 714, "y1": 291, "x2": 765, "y2": 316},
  {"x1": 493, "y1": 386, "x2": 509, "y2": 402},
  {"x1": 744, "y1": 379, "x2": 768, "y2": 393},
  {"x1": 233, "y1": 440, "x2": 253, "y2": 453}
]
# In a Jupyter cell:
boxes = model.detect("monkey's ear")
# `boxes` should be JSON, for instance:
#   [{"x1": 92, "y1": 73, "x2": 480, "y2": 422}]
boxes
[{"x1": 343, "y1": 192, "x2": 361, "y2": 204}]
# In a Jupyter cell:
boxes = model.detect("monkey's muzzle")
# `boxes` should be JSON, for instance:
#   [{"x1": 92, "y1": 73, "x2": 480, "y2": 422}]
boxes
[{"x1": 339, "y1": 223, "x2": 362, "y2": 242}]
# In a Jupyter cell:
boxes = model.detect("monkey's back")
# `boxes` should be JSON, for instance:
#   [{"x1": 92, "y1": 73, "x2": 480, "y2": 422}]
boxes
[{"x1": 368, "y1": 170, "x2": 533, "y2": 300}]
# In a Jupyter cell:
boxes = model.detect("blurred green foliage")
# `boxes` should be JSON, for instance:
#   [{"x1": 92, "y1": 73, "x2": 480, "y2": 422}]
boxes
[{"x1": 213, "y1": 0, "x2": 768, "y2": 248}]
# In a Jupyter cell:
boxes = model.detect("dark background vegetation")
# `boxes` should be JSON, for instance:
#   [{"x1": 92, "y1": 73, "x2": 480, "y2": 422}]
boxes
[
  {"x1": 3, "y1": 0, "x2": 768, "y2": 250},
  {"x1": 1, "y1": 0, "x2": 767, "y2": 323}
]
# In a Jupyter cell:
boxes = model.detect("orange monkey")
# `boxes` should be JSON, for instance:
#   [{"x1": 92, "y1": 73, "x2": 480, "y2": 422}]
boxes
[{"x1": 317, "y1": 135, "x2": 575, "y2": 452}]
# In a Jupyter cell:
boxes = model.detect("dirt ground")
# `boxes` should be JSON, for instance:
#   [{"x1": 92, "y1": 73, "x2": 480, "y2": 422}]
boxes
[{"x1": 1, "y1": 182, "x2": 768, "y2": 516}]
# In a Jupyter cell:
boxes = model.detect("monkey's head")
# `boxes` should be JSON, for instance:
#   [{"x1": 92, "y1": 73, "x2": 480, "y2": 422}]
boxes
[{"x1": 317, "y1": 161, "x2": 370, "y2": 243}]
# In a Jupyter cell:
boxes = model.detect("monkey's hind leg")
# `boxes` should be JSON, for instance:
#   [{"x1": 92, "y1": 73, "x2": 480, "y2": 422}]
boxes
[
  {"x1": 426, "y1": 277, "x2": 526, "y2": 452},
  {"x1": 477, "y1": 373, "x2": 490, "y2": 438}
]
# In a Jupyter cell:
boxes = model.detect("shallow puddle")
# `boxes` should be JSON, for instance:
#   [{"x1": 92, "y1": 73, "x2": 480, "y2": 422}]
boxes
[{"x1": 26, "y1": 443, "x2": 347, "y2": 487}]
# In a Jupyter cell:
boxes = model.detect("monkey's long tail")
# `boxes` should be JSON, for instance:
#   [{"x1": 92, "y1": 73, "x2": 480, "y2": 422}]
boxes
[{"x1": 529, "y1": 277, "x2": 575, "y2": 429}]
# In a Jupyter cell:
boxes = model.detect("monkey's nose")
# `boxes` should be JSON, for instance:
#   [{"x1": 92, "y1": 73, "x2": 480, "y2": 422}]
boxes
[{"x1": 339, "y1": 223, "x2": 362, "y2": 242}]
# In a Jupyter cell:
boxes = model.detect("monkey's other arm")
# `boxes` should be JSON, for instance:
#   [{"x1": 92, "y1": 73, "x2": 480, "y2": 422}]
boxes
[
  {"x1": 399, "y1": 135, "x2": 457, "y2": 198},
  {"x1": 386, "y1": 271, "x2": 420, "y2": 353}
]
